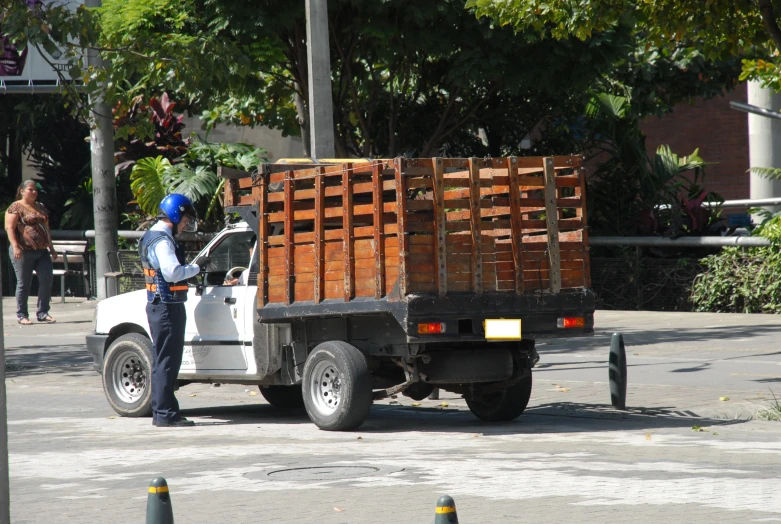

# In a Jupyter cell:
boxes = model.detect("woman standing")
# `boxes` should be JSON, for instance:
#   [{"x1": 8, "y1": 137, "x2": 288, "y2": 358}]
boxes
[{"x1": 4, "y1": 180, "x2": 57, "y2": 325}]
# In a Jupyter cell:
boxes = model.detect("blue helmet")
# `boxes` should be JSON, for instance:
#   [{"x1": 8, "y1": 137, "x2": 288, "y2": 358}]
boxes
[{"x1": 159, "y1": 194, "x2": 197, "y2": 231}]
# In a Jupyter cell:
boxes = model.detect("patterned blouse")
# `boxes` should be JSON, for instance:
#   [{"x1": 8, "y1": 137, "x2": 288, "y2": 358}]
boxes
[{"x1": 6, "y1": 201, "x2": 51, "y2": 251}]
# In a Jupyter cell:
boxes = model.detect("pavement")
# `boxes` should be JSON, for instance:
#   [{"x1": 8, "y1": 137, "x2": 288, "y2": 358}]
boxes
[{"x1": 3, "y1": 297, "x2": 781, "y2": 523}]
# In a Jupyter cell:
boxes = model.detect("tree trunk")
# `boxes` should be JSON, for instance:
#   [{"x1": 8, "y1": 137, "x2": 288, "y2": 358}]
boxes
[{"x1": 294, "y1": 85, "x2": 311, "y2": 157}]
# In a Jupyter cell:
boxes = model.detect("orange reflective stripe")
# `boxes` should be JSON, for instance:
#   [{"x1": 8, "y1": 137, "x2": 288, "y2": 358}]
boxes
[
  {"x1": 143, "y1": 268, "x2": 156, "y2": 277},
  {"x1": 168, "y1": 286, "x2": 188, "y2": 291},
  {"x1": 146, "y1": 284, "x2": 157, "y2": 292}
]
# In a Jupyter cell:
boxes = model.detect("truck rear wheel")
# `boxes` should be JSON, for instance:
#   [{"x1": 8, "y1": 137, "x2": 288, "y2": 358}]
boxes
[
  {"x1": 259, "y1": 385, "x2": 304, "y2": 408},
  {"x1": 302, "y1": 341, "x2": 372, "y2": 431},
  {"x1": 465, "y1": 374, "x2": 532, "y2": 422},
  {"x1": 102, "y1": 333, "x2": 153, "y2": 417}
]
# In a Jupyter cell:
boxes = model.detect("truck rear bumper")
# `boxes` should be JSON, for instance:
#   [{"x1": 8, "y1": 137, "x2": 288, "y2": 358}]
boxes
[
  {"x1": 258, "y1": 289, "x2": 595, "y2": 342},
  {"x1": 85, "y1": 333, "x2": 108, "y2": 373}
]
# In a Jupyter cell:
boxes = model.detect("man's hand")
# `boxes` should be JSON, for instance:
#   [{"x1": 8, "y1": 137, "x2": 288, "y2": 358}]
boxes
[{"x1": 193, "y1": 255, "x2": 211, "y2": 271}]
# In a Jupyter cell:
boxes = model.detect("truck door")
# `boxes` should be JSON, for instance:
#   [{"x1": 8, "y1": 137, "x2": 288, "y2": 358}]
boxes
[{"x1": 182, "y1": 230, "x2": 255, "y2": 371}]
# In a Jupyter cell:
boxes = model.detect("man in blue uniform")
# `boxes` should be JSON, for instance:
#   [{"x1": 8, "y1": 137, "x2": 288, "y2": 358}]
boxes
[{"x1": 139, "y1": 194, "x2": 204, "y2": 427}]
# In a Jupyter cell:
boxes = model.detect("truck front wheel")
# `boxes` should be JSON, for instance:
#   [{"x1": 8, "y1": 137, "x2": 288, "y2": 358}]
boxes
[
  {"x1": 302, "y1": 341, "x2": 372, "y2": 431},
  {"x1": 102, "y1": 333, "x2": 153, "y2": 417},
  {"x1": 465, "y1": 374, "x2": 532, "y2": 422}
]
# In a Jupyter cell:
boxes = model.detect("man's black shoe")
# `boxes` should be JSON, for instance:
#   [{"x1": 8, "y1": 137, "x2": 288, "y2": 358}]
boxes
[{"x1": 154, "y1": 417, "x2": 195, "y2": 427}]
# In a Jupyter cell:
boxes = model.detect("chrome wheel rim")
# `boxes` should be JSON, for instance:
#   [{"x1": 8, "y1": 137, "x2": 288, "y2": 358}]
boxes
[
  {"x1": 111, "y1": 349, "x2": 147, "y2": 404},
  {"x1": 308, "y1": 360, "x2": 341, "y2": 416}
]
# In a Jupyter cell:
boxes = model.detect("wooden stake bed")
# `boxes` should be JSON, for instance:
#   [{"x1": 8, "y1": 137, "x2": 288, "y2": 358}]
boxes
[{"x1": 220, "y1": 156, "x2": 590, "y2": 310}]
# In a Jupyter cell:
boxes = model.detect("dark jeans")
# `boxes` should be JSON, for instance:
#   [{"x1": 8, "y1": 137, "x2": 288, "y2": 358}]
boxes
[
  {"x1": 8, "y1": 247, "x2": 53, "y2": 321},
  {"x1": 146, "y1": 301, "x2": 187, "y2": 423}
]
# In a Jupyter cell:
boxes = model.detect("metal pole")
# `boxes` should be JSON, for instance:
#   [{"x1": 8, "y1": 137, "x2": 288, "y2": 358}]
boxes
[
  {"x1": 305, "y1": 0, "x2": 335, "y2": 159},
  {"x1": 85, "y1": 0, "x2": 118, "y2": 300},
  {"x1": 0, "y1": 254, "x2": 10, "y2": 524},
  {"x1": 747, "y1": 81, "x2": 781, "y2": 216}
]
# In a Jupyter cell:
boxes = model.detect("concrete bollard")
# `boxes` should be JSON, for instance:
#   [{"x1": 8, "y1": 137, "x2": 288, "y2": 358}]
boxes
[
  {"x1": 146, "y1": 477, "x2": 174, "y2": 524},
  {"x1": 609, "y1": 332, "x2": 628, "y2": 410},
  {"x1": 434, "y1": 494, "x2": 458, "y2": 523}
]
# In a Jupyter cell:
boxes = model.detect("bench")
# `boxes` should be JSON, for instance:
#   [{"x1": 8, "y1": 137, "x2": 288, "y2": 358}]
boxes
[{"x1": 34, "y1": 240, "x2": 91, "y2": 302}]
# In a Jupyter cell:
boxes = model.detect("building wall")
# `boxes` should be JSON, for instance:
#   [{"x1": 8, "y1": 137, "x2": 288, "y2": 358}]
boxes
[
  {"x1": 640, "y1": 83, "x2": 749, "y2": 202},
  {"x1": 181, "y1": 117, "x2": 304, "y2": 162}
]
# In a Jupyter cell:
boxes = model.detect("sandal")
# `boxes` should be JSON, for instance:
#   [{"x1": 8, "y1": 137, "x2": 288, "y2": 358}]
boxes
[
  {"x1": 37, "y1": 315, "x2": 56, "y2": 324},
  {"x1": 18, "y1": 318, "x2": 32, "y2": 326}
]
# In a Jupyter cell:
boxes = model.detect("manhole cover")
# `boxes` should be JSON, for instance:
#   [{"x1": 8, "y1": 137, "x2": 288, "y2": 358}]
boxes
[{"x1": 247, "y1": 465, "x2": 404, "y2": 482}]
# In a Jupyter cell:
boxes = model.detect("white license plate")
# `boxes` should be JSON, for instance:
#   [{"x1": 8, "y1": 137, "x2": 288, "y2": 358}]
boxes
[{"x1": 484, "y1": 319, "x2": 522, "y2": 340}]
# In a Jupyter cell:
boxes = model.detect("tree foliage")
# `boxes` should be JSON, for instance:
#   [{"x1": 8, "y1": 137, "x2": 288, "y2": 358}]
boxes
[{"x1": 467, "y1": 0, "x2": 776, "y2": 90}]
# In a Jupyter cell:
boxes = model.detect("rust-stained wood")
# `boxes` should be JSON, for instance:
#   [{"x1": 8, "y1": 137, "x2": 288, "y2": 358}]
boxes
[
  {"x1": 284, "y1": 173, "x2": 295, "y2": 305},
  {"x1": 257, "y1": 174, "x2": 269, "y2": 307},
  {"x1": 576, "y1": 162, "x2": 591, "y2": 288},
  {"x1": 372, "y1": 163, "x2": 386, "y2": 299},
  {"x1": 394, "y1": 158, "x2": 408, "y2": 296},
  {"x1": 543, "y1": 157, "x2": 562, "y2": 293},
  {"x1": 506, "y1": 157, "x2": 526, "y2": 294},
  {"x1": 224, "y1": 179, "x2": 237, "y2": 207},
  {"x1": 468, "y1": 158, "x2": 483, "y2": 294},
  {"x1": 314, "y1": 167, "x2": 325, "y2": 304},
  {"x1": 342, "y1": 164, "x2": 355, "y2": 302},
  {"x1": 432, "y1": 158, "x2": 447, "y2": 295}
]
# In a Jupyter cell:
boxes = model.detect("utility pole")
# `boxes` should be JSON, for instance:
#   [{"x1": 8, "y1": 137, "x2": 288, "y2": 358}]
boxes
[
  {"x1": 305, "y1": 0, "x2": 335, "y2": 159},
  {"x1": 85, "y1": 0, "x2": 118, "y2": 300},
  {"x1": 748, "y1": 81, "x2": 781, "y2": 216},
  {"x1": 0, "y1": 255, "x2": 9, "y2": 524}
]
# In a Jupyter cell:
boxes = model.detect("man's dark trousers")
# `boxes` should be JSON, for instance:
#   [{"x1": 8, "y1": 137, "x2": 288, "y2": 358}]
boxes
[{"x1": 146, "y1": 301, "x2": 187, "y2": 423}]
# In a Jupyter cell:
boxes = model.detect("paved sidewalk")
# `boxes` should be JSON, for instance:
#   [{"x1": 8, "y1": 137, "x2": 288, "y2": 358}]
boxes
[{"x1": 4, "y1": 297, "x2": 781, "y2": 523}]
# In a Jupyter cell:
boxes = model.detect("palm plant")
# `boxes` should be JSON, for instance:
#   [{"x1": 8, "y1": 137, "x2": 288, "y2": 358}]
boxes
[{"x1": 129, "y1": 136, "x2": 266, "y2": 229}]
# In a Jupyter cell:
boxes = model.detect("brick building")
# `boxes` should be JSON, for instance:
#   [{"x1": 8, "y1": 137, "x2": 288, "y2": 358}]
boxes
[{"x1": 640, "y1": 83, "x2": 750, "y2": 203}]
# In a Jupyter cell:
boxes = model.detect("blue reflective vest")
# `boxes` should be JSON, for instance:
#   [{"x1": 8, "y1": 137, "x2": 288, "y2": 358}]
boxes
[{"x1": 139, "y1": 230, "x2": 189, "y2": 304}]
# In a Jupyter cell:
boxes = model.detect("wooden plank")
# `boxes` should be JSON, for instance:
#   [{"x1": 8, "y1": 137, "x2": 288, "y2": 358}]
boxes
[
  {"x1": 314, "y1": 167, "x2": 325, "y2": 304},
  {"x1": 431, "y1": 161, "x2": 446, "y2": 295},
  {"x1": 258, "y1": 173, "x2": 269, "y2": 307},
  {"x1": 543, "y1": 157, "x2": 562, "y2": 293},
  {"x1": 506, "y1": 157, "x2": 526, "y2": 294},
  {"x1": 577, "y1": 163, "x2": 592, "y2": 288},
  {"x1": 284, "y1": 173, "x2": 294, "y2": 305},
  {"x1": 342, "y1": 164, "x2": 355, "y2": 302},
  {"x1": 468, "y1": 158, "x2": 483, "y2": 294},
  {"x1": 372, "y1": 163, "x2": 385, "y2": 299},
  {"x1": 394, "y1": 158, "x2": 408, "y2": 296},
  {"x1": 218, "y1": 166, "x2": 252, "y2": 180}
]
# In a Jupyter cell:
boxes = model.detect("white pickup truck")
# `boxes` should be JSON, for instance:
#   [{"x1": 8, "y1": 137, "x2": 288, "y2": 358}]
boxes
[{"x1": 87, "y1": 156, "x2": 596, "y2": 431}]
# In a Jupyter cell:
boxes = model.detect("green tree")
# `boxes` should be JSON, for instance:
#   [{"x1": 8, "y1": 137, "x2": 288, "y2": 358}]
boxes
[{"x1": 466, "y1": 0, "x2": 776, "y2": 90}]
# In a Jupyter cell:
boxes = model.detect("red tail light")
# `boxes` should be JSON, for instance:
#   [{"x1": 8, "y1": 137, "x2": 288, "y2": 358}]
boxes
[
  {"x1": 418, "y1": 322, "x2": 445, "y2": 335},
  {"x1": 557, "y1": 317, "x2": 585, "y2": 329}
]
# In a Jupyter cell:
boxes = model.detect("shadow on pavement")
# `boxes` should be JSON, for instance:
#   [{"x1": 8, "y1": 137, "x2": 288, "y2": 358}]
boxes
[
  {"x1": 541, "y1": 324, "x2": 781, "y2": 354},
  {"x1": 179, "y1": 401, "x2": 752, "y2": 434},
  {"x1": 5, "y1": 344, "x2": 93, "y2": 377}
]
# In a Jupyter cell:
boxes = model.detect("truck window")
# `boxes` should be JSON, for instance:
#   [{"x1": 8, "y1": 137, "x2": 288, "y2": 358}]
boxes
[{"x1": 204, "y1": 231, "x2": 256, "y2": 285}]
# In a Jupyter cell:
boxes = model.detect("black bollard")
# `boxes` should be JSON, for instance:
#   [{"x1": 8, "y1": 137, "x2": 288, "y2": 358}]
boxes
[
  {"x1": 146, "y1": 477, "x2": 174, "y2": 524},
  {"x1": 434, "y1": 495, "x2": 459, "y2": 524},
  {"x1": 609, "y1": 332, "x2": 628, "y2": 410}
]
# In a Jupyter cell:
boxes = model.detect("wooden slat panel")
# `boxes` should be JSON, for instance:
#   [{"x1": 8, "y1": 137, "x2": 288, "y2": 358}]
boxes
[
  {"x1": 577, "y1": 164, "x2": 592, "y2": 288},
  {"x1": 506, "y1": 157, "x2": 525, "y2": 294},
  {"x1": 431, "y1": 158, "x2": 447, "y2": 296},
  {"x1": 394, "y1": 158, "x2": 408, "y2": 296},
  {"x1": 342, "y1": 164, "x2": 355, "y2": 302},
  {"x1": 543, "y1": 157, "x2": 562, "y2": 293},
  {"x1": 258, "y1": 174, "x2": 269, "y2": 307},
  {"x1": 372, "y1": 163, "x2": 386, "y2": 299},
  {"x1": 469, "y1": 158, "x2": 483, "y2": 295},
  {"x1": 314, "y1": 167, "x2": 325, "y2": 304},
  {"x1": 284, "y1": 174, "x2": 294, "y2": 305}
]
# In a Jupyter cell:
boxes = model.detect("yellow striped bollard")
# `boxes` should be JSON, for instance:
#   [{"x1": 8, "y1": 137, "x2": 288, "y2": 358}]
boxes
[
  {"x1": 146, "y1": 477, "x2": 174, "y2": 524},
  {"x1": 434, "y1": 495, "x2": 458, "y2": 523}
]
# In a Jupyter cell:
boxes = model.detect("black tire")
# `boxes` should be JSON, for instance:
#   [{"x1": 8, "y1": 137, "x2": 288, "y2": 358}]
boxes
[
  {"x1": 465, "y1": 374, "x2": 533, "y2": 422},
  {"x1": 301, "y1": 341, "x2": 372, "y2": 431},
  {"x1": 259, "y1": 385, "x2": 304, "y2": 408},
  {"x1": 102, "y1": 333, "x2": 153, "y2": 417}
]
